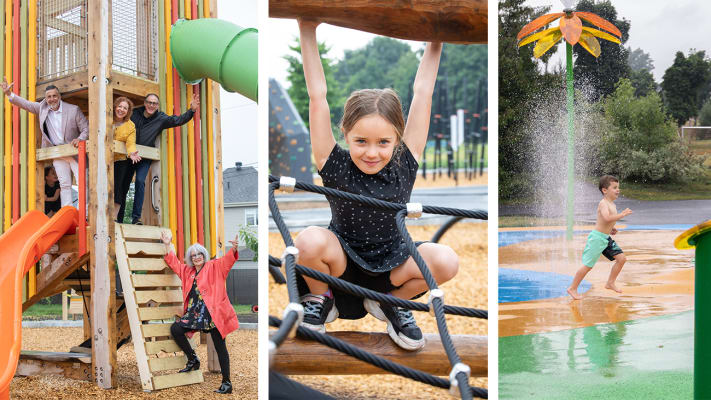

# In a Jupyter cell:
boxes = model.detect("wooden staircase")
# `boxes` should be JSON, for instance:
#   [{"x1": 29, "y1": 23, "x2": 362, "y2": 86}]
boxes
[{"x1": 115, "y1": 224, "x2": 203, "y2": 391}]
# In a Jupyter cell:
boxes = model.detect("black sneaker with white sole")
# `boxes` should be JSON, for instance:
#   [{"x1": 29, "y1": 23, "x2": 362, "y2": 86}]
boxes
[
  {"x1": 299, "y1": 293, "x2": 339, "y2": 333},
  {"x1": 363, "y1": 298, "x2": 425, "y2": 350}
]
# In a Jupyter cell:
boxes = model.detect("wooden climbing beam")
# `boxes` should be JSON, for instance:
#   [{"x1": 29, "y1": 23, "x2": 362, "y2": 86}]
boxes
[
  {"x1": 272, "y1": 331, "x2": 487, "y2": 377},
  {"x1": 269, "y1": 0, "x2": 487, "y2": 44}
]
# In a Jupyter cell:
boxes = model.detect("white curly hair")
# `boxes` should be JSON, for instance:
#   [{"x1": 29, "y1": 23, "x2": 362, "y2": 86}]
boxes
[{"x1": 184, "y1": 243, "x2": 210, "y2": 267}]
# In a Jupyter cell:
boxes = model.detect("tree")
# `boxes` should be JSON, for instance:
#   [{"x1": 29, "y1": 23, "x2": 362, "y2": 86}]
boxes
[
  {"x1": 498, "y1": 0, "x2": 561, "y2": 201},
  {"x1": 629, "y1": 69, "x2": 656, "y2": 97},
  {"x1": 601, "y1": 79, "x2": 704, "y2": 183},
  {"x1": 283, "y1": 38, "x2": 343, "y2": 129},
  {"x1": 661, "y1": 50, "x2": 711, "y2": 126},
  {"x1": 572, "y1": 0, "x2": 631, "y2": 100},
  {"x1": 628, "y1": 47, "x2": 654, "y2": 72},
  {"x1": 699, "y1": 98, "x2": 711, "y2": 127},
  {"x1": 334, "y1": 36, "x2": 418, "y2": 124}
]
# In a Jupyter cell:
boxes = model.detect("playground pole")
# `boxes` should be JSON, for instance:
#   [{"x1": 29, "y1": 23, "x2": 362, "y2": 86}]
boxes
[
  {"x1": 675, "y1": 221, "x2": 711, "y2": 399},
  {"x1": 566, "y1": 42, "x2": 574, "y2": 240}
]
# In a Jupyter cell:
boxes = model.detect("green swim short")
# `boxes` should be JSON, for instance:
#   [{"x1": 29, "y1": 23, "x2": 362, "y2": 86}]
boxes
[{"x1": 582, "y1": 230, "x2": 610, "y2": 267}]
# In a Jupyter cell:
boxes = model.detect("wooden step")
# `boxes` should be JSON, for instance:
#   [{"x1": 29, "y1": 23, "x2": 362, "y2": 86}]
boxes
[
  {"x1": 23, "y1": 252, "x2": 90, "y2": 312},
  {"x1": 152, "y1": 370, "x2": 203, "y2": 390}
]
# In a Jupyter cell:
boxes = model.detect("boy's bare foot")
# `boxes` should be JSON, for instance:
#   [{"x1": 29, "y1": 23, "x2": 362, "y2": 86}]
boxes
[
  {"x1": 566, "y1": 287, "x2": 582, "y2": 300},
  {"x1": 605, "y1": 282, "x2": 623, "y2": 293}
]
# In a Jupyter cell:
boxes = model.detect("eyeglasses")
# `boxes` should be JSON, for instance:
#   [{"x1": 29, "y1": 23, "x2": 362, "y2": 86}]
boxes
[
  {"x1": 190, "y1": 253, "x2": 204, "y2": 259},
  {"x1": 145, "y1": 101, "x2": 159, "y2": 106}
]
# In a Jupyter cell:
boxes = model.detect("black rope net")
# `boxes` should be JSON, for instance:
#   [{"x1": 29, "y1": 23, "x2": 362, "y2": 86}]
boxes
[{"x1": 268, "y1": 175, "x2": 488, "y2": 399}]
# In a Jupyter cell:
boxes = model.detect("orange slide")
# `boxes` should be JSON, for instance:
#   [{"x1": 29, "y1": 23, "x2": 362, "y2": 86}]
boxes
[{"x1": 0, "y1": 207, "x2": 78, "y2": 399}]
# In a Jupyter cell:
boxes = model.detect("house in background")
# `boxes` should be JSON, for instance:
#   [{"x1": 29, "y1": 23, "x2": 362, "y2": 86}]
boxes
[{"x1": 223, "y1": 162, "x2": 258, "y2": 306}]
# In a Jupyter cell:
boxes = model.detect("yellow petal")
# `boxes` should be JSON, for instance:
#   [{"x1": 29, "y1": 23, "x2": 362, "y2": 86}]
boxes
[
  {"x1": 533, "y1": 30, "x2": 563, "y2": 58},
  {"x1": 578, "y1": 31, "x2": 601, "y2": 57},
  {"x1": 518, "y1": 27, "x2": 560, "y2": 48},
  {"x1": 582, "y1": 26, "x2": 621, "y2": 44}
]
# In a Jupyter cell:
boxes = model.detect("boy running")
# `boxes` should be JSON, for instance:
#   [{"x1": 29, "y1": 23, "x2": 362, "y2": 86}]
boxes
[{"x1": 567, "y1": 175, "x2": 632, "y2": 300}]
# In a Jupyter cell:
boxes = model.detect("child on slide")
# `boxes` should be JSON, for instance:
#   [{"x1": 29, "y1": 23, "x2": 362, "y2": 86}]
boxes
[
  {"x1": 293, "y1": 20, "x2": 459, "y2": 351},
  {"x1": 567, "y1": 175, "x2": 632, "y2": 300}
]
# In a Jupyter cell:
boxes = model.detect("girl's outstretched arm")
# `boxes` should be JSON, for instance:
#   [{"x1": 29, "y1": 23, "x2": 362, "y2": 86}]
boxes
[
  {"x1": 403, "y1": 42, "x2": 442, "y2": 161},
  {"x1": 299, "y1": 20, "x2": 335, "y2": 171}
]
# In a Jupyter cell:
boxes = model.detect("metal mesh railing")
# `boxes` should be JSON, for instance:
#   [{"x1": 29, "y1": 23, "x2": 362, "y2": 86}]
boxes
[
  {"x1": 38, "y1": 0, "x2": 89, "y2": 82},
  {"x1": 111, "y1": 0, "x2": 159, "y2": 80}
]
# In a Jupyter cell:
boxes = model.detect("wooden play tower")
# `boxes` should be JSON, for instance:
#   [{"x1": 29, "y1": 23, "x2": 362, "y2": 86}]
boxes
[{"x1": 1, "y1": 0, "x2": 227, "y2": 392}]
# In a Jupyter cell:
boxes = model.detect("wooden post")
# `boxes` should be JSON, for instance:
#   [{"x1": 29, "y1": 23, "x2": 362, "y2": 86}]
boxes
[
  {"x1": 268, "y1": 0, "x2": 487, "y2": 44},
  {"x1": 206, "y1": 333, "x2": 220, "y2": 372},
  {"x1": 87, "y1": 0, "x2": 117, "y2": 389},
  {"x1": 272, "y1": 332, "x2": 488, "y2": 377},
  {"x1": 62, "y1": 290, "x2": 68, "y2": 321},
  {"x1": 212, "y1": 79, "x2": 223, "y2": 257}
]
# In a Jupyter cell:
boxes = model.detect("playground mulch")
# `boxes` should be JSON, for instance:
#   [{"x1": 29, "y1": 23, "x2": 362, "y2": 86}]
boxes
[
  {"x1": 11, "y1": 327, "x2": 257, "y2": 399},
  {"x1": 269, "y1": 222, "x2": 488, "y2": 399}
]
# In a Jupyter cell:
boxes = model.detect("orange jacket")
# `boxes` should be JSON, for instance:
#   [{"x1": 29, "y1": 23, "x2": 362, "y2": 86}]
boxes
[{"x1": 164, "y1": 248, "x2": 239, "y2": 338}]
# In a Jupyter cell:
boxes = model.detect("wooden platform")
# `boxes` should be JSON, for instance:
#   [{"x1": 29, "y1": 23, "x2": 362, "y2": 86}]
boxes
[
  {"x1": 115, "y1": 224, "x2": 203, "y2": 391},
  {"x1": 272, "y1": 331, "x2": 487, "y2": 376},
  {"x1": 16, "y1": 351, "x2": 92, "y2": 381}
]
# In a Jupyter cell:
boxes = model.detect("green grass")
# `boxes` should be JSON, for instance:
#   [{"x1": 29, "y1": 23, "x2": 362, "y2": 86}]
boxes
[
  {"x1": 498, "y1": 216, "x2": 568, "y2": 228},
  {"x1": 23, "y1": 303, "x2": 63, "y2": 320},
  {"x1": 233, "y1": 304, "x2": 254, "y2": 314},
  {"x1": 621, "y1": 170, "x2": 711, "y2": 201}
]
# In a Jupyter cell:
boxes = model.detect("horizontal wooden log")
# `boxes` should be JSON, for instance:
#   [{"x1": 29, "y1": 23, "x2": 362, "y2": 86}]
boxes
[
  {"x1": 152, "y1": 370, "x2": 203, "y2": 390},
  {"x1": 148, "y1": 355, "x2": 189, "y2": 372},
  {"x1": 128, "y1": 257, "x2": 168, "y2": 271},
  {"x1": 132, "y1": 274, "x2": 181, "y2": 288},
  {"x1": 120, "y1": 224, "x2": 166, "y2": 241},
  {"x1": 145, "y1": 339, "x2": 182, "y2": 355},
  {"x1": 272, "y1": 331, "x2": 487, "y2": 376},
  {"x1": 137, "y1": 305, "x2": 183, "y2": 321},
  {"x1": 114, "y1": 141, "x2": 160, "y2": 160},
  {"x1": 141, "y1": 323, "x2": 173, "y2": 338},
  {"x1": 134, "y1": 289, "x2": 183, "y2": 304},
  {"x1": 269, "y1": 0, "x2": 487, "y2": 44},
  {"x1": 124, "y1": 241, "x2": 166, "y2": 256}
]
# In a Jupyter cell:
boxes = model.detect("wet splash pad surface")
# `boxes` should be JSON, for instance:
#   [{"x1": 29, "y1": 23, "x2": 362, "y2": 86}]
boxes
[{"x1": 498, "y1": 226, "x2": 695, "y2": 398}]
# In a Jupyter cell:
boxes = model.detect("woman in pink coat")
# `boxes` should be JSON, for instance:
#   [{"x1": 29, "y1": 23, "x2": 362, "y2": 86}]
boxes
[{"x1": 161, "y1": 230, "x2": 240, "y2": 394}]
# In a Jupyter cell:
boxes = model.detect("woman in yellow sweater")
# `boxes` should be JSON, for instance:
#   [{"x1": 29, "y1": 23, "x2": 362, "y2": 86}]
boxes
[{"x1": 113, "y1": 96, "x2": 141, "y2": 222}]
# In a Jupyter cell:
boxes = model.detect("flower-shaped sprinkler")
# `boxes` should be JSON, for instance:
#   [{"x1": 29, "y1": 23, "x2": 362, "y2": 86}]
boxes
[{"x1": 517, "y1": 1, "x2": 621, "y2": 239}]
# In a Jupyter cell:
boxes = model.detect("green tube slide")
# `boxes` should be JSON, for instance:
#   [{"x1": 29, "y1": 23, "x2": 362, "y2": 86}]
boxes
[{"x1": 170, "y1": 18, "x2": 257, "y2": 102}]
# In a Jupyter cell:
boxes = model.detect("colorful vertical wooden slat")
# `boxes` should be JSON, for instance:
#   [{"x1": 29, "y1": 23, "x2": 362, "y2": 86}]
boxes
[
  {"x1": 28, "y1": 0, "x2": 36, "y2": 213},
  {"x1": 205, "y1": 0, "x2": 217, "y2": 257},
  {"x1": 0, "y1": 0, "x2": 5, "y2": 233},
  {"x1": 165, "y1": 0, "x2": 177, "y2": 247},
  {"x1": 20, "y1": 0, "x2": 27, "y2": 218},
  {"x1": 158, "y1": 0, "x2": 169, "y2": 229},
  {"x1": 79, "y1": 141, "x2": 86, "y2": 255},
  {"x1": 193, "y1": 84, "x2": 203, "y2": 245},
  {"x1": 178, "y1": 0, "x2": 191, "y2": 248},
  {"x1": 3, "y1": 0, "x2": 12, "y2": 231},
  {"x1": 171, "y1": 0, "x2": 184, "y2": 256},
  {"x1": 187, "y1": 85, "x2": 197, "y2": 244},
  {"x1": 12, "y1": 0, "x2": 20, "y2": 223},
  {"x1": 197, "y1": 0, "x2": 210, "y2": 253}
]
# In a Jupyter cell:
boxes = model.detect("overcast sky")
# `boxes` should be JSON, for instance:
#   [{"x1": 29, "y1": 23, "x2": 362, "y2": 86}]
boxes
[
  {"x1": 216, "y1": 0, "x2": 258, "y2": 170},
  {"x1": 524, "y1": 0, "x2": 711, "y2": 82}
]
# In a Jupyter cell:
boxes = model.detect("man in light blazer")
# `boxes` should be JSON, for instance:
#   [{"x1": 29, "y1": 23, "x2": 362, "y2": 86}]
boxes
[{"x1": 2, "y1": 77, "x2": 89, "y2": 207}]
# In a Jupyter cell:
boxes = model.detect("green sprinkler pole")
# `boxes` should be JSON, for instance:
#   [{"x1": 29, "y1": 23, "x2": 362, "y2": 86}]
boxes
[
  {"x1": 675, "y1": 221, "x2": 711, "y2": 399},
  {"x1": 566, "y1": 42, "x2": 575, "y2": 240}
]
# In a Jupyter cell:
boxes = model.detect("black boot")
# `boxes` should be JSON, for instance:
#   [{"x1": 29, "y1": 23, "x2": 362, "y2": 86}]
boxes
[
  {"x1": 179, "y1": 356, "x2": 200, "y2": 373},
  {"x1": 215, "y1": 380, "x2": 232, "y2": 394}
]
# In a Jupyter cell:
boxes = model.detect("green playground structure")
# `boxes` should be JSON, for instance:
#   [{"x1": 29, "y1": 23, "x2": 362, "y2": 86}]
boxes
[
  {"x1": 170, "y1": 18, "x2": 258, "y2": 102},
  {"x1": 675, "y1": 220, "x2": 711, "y2": 399}
]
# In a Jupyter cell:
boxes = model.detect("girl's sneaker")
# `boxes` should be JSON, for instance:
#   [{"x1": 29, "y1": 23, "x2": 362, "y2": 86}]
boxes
[
  {"x1": 363, "y1": 299, "x2": 425, "y2": 351},
  {"x1": 299, "y1": 294, "x2": 339, "y2": 333}
]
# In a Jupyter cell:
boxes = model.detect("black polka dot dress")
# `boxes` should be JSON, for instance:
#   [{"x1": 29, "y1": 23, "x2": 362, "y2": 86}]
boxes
[{"x1": 319, "y1": 144, "x2": 419, "y2": 274}]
